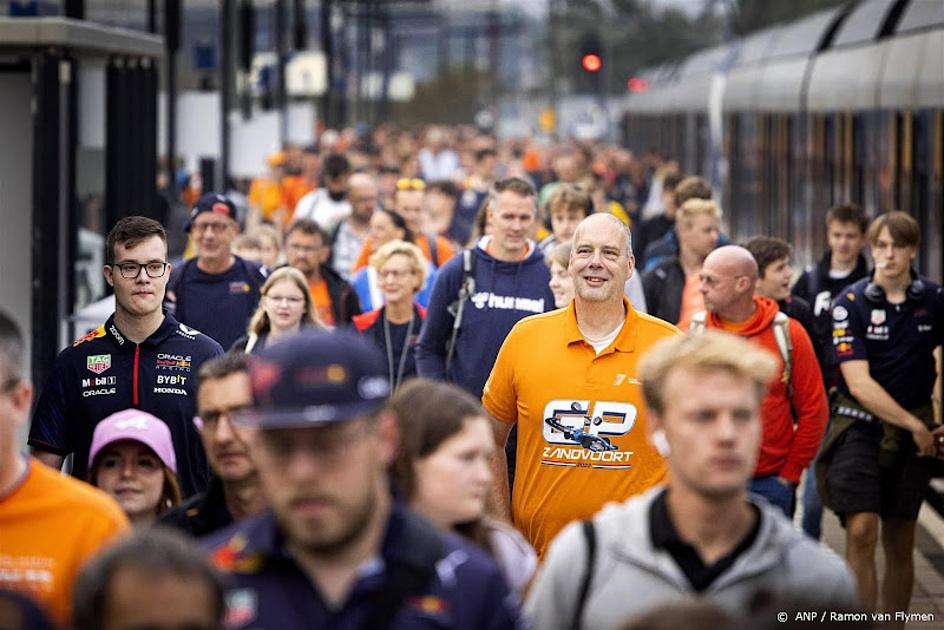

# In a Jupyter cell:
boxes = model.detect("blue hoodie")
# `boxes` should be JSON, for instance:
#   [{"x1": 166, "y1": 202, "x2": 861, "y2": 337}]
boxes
[{"x1": 417, "y1": 238, "x2": 555, "y2": 398}]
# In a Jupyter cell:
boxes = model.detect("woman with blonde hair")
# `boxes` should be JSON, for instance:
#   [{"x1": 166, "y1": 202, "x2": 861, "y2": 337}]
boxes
[
  {"x1": 353, "y1": 240, "x2": 428, "y2": 392},
  {"x1": 231, "y1": 266, "x2": 325, "y2": 354}
]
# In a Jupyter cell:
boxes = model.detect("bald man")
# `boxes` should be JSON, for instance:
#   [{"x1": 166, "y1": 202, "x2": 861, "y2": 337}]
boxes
[
  {"x1": 483, "y1": 213, "x2": 680, "y2": 557},
  {"x1": 329, "y1": 172, "x2": 378, "y2": 281},
  {"x1": 692, "y1": 245, "x2": 828, "y2": 516}
]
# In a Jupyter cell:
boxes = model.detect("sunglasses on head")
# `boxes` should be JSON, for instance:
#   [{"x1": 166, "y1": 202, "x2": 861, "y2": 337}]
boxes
[{"x1": 396, "y1": 178, "x2": 426, "y2": 191}]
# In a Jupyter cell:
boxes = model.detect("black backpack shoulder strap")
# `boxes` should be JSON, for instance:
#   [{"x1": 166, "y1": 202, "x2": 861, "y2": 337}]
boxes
[
  {"x1": 427, "y1": 232, "x2": 439, "y2": 268},
  {"x1": 445, "y1": 249, "x2": 477, "y2": 376},
  {"x1": 363, "y1": 510, "x2": 445, "y2": 630},
  {"x1": 571, "y1": 520, "x2": 596, "y2": 630}
]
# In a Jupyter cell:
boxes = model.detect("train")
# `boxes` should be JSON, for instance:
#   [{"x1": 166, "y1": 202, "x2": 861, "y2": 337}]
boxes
[{"x1": 621, "y1": 0, "x2": 942, "y2": 278}]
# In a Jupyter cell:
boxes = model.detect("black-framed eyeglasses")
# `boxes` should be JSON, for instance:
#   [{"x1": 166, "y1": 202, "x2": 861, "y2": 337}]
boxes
[{"x1": 111, "y1": 261, "x2": 169, "y2": 279}]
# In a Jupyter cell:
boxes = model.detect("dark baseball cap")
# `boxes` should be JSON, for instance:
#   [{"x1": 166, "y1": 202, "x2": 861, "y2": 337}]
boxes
[
  {"x1": 233, "y1": 329, "x2": 390, "y2": 429},
  {"x1": 184, "y1": 193, "x2": 238, "y2": 232}
]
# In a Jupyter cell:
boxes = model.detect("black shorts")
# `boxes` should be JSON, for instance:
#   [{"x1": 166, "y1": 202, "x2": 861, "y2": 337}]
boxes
[{"x1": 826, "y1": 421, "x2": 934, "y2": 523}]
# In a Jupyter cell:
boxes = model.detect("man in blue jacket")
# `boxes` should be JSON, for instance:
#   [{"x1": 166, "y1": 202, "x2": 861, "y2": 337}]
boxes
[
  {"x1": 204, "y1": 331, "x2": 522, "y2": 630},
  {"x1": 416, "y1": 176, "x2": 555, "y2": 400},
  {"x1": 416, "y1": 176, "x2": 554, "y2": 487}
]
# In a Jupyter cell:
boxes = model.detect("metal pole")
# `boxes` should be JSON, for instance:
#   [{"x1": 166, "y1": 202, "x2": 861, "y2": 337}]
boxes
[
  {"x1": 275, "y1": 0, "x2": 288, "y2": 147},
  {"x1": 221, "y1": 0, "x2": 234, "y2": 191},
  {"x1": 166, "y1": 0, "x2": 180, "y2": 190},
  {"x1": 321, "y1": 0, "x2": 334, "y2": 128}
]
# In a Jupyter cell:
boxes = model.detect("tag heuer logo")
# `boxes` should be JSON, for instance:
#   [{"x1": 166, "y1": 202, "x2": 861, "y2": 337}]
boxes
[{"x1": 87, "y1": 354, "x2": 112, "y2": 374}]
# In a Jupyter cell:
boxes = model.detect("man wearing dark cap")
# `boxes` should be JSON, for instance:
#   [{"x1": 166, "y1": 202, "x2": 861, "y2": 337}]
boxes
[
  {"x1": 165, "y1": 193, "x2": 268, "y2": 349},
  {"x1": 203, "y1": 330, "x2": 522, "y2": 629}
]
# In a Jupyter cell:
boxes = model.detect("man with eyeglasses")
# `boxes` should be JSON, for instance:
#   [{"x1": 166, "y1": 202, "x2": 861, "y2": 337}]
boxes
[
  {"x1": 204, "y1": 330, "x2": 522, "y2": 629},
  {"x1": 690, "y1": 245, "x2": 828, "y2": 517},
  {"x1": 30, "y1": 216, "x2": 224, "y2": 498},
  {"x1": 394, "y1": 178, "x2": 455, "y2": 268},
  {"x1": 160, "y1": 352, "x2": 266, "y2": 537},
  {"x1": 285, "y1": 218, "x2": 361, "y2": 327},
  {"x1": 165, "y1": 193, "x2": 268, "y2": 350}
]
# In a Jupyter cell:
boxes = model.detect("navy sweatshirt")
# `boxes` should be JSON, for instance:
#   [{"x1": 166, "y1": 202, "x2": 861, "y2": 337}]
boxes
[{"x1": 416, "y1": 239, "x2": 555, "y2": 398}]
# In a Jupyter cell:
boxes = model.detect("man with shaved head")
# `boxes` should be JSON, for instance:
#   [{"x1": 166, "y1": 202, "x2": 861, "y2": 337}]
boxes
[
  {"x1": 483, "y1": 213, "x2": 680, "y2": 557},
  {"x1": 692, "y1": 245, "x2": 828, "y2": 516},
  {"x1": 327, "y1": 172, "x2": 377, "y2": 281}
]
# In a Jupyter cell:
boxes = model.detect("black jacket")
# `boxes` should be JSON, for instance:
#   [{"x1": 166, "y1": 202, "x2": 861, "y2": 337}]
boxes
[
  {"x1": 792, "y1": 251, "x2": 869, "y2": 382},
  {"x1": 159, "y1": 475, "x2": 233, "y2": 538},
  {"x1": 778, "y1": 295, "x2": 816, "y2": 357},
  {"x1": 642, "y1": 257, "x2": 685, "y2": 325},
  {"x1": 319, "y1": 264, "x2": 362, "y2": 326}
]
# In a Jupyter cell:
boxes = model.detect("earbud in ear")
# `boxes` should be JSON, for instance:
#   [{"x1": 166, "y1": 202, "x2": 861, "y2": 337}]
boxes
[{"x1": 652, "y1": 430, "x2": 671, "y2": 458}]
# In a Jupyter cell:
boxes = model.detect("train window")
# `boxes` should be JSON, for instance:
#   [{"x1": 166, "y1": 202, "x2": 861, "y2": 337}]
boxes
[
  {"x1": 876, "y1": 112, "x2": 896, "y2": 213},
  {"x1": 913, "y1": 110, "x2": 941, "y2": 280},
  {"x1": 852, "y1": 113, "x2": 866, "y2": 206}
]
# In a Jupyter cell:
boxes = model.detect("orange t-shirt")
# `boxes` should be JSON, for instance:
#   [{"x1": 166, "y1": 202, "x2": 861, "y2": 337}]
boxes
[
  {"x1": 482, "y1": 299, "x2": 680, "y2": 558},
  {"x1": 248, "y1": 177, "x2": 285, "y2": 221},
  {"x1": 675, "y1": 272, "x2": 705, "y2": 331},
  {"x1": 281, "y1": 176, "x2": 316, "y2": 218},
  {"x1": 353, "y1": 234, "x2": 456, "y2": 275},
  {"x1": 0, "y1": 458, "x2": 129, "y2": 625},
  {"x1": 309, "y1": 278, "x2": 335, "y2": 326}
]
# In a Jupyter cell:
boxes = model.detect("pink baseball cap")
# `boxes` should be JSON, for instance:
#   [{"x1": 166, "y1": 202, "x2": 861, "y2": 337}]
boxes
[{"x1": 88, "y1": 409, "x2": 177, "y2": 473}]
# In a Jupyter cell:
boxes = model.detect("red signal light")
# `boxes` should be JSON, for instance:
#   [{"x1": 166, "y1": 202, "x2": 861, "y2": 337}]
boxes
[
  {"x1": 581, "y1": 53, "x2": 602, "y2": 73},
  {"x1": 627, "y1": 77, "x2": 649, "y2": 93}
]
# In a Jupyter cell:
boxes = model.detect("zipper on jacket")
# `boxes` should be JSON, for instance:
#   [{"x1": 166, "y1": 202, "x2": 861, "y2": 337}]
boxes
[{"x1": 133, "y1": 345, "x2": 141, "y2": 406}]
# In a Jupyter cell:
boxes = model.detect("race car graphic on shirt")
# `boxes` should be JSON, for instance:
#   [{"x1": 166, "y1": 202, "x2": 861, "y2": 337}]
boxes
[{"x1": 540, "y1": 399, "x2": 637, "y2": 469}]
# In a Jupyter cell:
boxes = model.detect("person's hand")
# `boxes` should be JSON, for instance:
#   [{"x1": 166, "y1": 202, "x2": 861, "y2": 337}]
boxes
[
  {"x1": 776, "y1": 476, "x2": 797, "y2": 489},
  {"x1": 912, "y1": 425, "x2": 936, "y2": 458}
]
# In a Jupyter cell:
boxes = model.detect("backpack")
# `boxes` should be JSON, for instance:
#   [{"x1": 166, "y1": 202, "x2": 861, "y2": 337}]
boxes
[{"x1": 690, "y1": 310, "x2": 794, "y2": 401}]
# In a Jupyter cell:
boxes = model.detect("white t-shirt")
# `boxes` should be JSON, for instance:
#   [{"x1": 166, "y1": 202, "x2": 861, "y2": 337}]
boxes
[
  {"x1": 293, "y1": 189, "x2": 352, "y2": 229},
  {"x1": 578, "y1": 320, "x2": 625, "y2": 355}
]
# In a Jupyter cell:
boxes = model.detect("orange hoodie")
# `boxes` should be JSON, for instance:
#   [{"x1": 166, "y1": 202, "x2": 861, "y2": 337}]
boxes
[{"x1": 705, "y1": 296, "x2": 828, "y2": 482}]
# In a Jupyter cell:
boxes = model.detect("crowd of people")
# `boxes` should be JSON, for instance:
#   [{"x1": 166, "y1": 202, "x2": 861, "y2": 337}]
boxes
[{"x1": 1, "y1": 123, "x2": 943, "y2": 630}]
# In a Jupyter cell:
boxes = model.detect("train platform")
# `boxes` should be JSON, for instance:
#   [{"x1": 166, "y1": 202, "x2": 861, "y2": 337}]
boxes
[{"x1": 813, "y1": 479, "x2": 944, "y2": 629}]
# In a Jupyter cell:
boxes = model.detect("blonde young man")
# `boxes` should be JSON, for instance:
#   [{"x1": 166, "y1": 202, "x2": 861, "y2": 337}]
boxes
[{"x1": 642, "y1": 198, "x2": 721, "y2": 329}]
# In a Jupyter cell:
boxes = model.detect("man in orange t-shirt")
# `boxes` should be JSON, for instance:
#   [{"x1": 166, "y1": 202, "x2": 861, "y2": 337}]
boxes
[
  {"x1": 0, "y1": 310, "x2": 129, "y2": 626},
  {"x1": 483, "y1": 214, "x2": 679, "y2": 558},
  {"x1": 284, "y1": 219, "x2": 361, "y2": 326}
]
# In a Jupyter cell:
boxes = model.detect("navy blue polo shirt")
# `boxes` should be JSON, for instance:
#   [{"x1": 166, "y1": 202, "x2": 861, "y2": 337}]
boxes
[
  {"x1": 832, "y1": 276, "x2": 944, "y2": 410},
  {"x1": 28, "y1": 312, "x2": 224, "y2": 497},
  {"x1": 167, "y1": 256, "x2": 267, "y2": 349},
  {"x1": 202, "y1": 505, "x2": 523, "y2": 630}
]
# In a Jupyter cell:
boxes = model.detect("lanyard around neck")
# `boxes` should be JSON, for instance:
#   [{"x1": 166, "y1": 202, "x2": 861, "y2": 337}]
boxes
[{"x1": 383, "y1": 308, "x2": 415, "y2": 392}]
